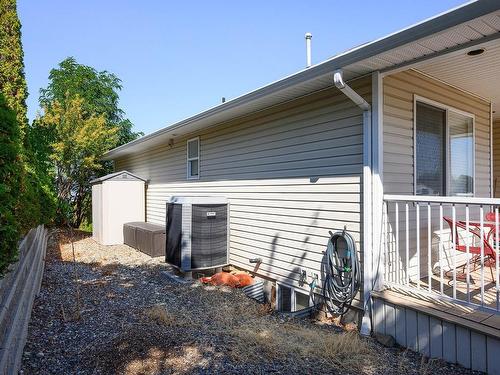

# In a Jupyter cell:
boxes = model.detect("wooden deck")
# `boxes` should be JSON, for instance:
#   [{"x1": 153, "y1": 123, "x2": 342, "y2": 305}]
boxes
[
  {"x1": 380, "y1": 287, "x2": 500, "y2": 335},
  {"x1": 412, "y1": 263, "x2": 500, "y2": 311}
]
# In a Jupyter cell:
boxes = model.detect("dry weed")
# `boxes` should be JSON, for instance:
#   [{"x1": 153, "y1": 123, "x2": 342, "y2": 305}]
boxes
[
  {"x1": 143, "y1": 305, "x2": 176, "y2": 326},
  {"x1": 419, "y1": 356, "x2": 435, "y2": 375},
  {"x1": 397, "y1": 349, "x2": 410, "y2": 373},
  {"x1": 100, "y1": 263, "x2": 119, "y2": 276},
  {"x1": 230, "y1": 328, "x2": 281, "y2": 361},
  {"x1": 230, "y1": 321, "x2": 375, "y2": 372}
]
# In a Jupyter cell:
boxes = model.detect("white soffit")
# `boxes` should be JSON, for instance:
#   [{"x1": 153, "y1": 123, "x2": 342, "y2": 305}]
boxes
[
  {"x1": 343, "y1": 10, "x2": 500, "y2": 76},
  {"x1": 416, "y1": 37, "x2": 500, "y2": 119}
]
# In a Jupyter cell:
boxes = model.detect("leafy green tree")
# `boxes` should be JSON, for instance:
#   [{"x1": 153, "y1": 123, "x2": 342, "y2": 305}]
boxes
[
  {"x1": 32, "y1": 57, "x2": 143, "y2": 227},
  {"x1": 39, "y1": 57, "x2": 143, "y2": 146},
  {"x1": 39, "y1": 95, "x2": 118, "y2": 227},
  {"x1": 0, "y1": 0, "x2": 28, "y2": 135},
  {"x1": 0, "y1": 93, "x2": 22, "y2": 272}
]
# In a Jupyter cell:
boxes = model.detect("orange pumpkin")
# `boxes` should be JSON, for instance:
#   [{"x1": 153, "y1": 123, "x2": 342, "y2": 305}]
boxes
[{"x1": 199, "y1": 272, "x2": 254, "y2": 288}]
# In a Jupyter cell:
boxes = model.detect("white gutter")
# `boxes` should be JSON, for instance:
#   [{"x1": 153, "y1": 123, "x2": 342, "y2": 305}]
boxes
[
  {"x1": 333, "y1": 71, "x2": 371, "y2": 111},
  {"x1": 334, "y1": 70, "x2": 373, "y2": 336}
]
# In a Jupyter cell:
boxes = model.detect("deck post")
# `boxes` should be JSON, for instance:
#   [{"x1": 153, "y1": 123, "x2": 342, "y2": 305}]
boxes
[
  {"x1": 360, "y1": 71, "x2": 384, "y2": 335},
  {"x1": 371, "y1": 71, "x2": 384, "y2": 291},
  {"x1": 361, "y1": 106, "x2": 373, "y2": 336}
]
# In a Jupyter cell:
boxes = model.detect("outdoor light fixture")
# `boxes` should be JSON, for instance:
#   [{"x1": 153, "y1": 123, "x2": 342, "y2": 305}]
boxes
[{"x1": 467, "y1": 48, "x2": 485, "y2": 56}]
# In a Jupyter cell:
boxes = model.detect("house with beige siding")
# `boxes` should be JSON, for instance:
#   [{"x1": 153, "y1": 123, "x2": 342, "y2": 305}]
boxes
[{"x1": 103, "y1": 1, "x2": 500, "y2": 372}]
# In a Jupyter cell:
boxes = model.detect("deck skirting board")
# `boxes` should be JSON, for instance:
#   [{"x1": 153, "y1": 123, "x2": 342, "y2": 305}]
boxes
[{"x1": 372, "y1": 291, "x2": 500, "y2": 374}]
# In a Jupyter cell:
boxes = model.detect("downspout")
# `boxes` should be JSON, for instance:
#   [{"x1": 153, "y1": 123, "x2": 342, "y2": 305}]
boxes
[{"x1": 333, "y1": 70, "x2": 373, "y2": 336}]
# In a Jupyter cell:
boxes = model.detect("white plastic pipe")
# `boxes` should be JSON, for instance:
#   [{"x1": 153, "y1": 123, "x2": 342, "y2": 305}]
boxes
[
  {"x1": 333, "y1": 70, "x2": 371, "y2": 111},
  {"x1": 305, "y1": 33, "x2": 312, "y2": 68},
  {"x1": 333, "y1": 69, "x2": 373, "y2": 336}
]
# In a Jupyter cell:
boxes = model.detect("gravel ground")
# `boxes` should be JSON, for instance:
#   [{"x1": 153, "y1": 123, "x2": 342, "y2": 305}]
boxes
[{"x1": 21, "y1": 229, "x2": 480, "y2": 375}]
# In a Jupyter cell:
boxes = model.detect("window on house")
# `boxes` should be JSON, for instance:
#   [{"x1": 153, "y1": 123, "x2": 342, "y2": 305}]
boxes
[
  {"x1": 187, "y1": 137, "x2": 199, "y2": 179},
  {"x1": 415, "y1": 100, "x2": 474, "y2": 196},
  {"x1": 277, "y1": 283, "x2": 311, "y2": 312}
]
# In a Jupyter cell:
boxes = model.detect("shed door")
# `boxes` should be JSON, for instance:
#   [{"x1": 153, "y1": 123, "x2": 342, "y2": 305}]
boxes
[{"x1": 92, "y1": 185, "x2": 102, "y2": 242}]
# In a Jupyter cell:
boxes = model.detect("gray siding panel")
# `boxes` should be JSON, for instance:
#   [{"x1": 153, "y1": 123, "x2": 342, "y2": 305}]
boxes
[
  {"x1": 456, "y1": 325, "x2": 471, "y2": 369},
  {"x1": 487, "y1": 336, "x2": 500, "y2": 375},
  {"x1": 406, "y1": 309, "x2": 418, "y2": 351},
  {"x1": 442, "y1": 321, "x2": 457, "y2": 364},
  {"x1": 114, "y1": 77, "x2": 370, "y2": 293},
  {"x1": 429, "y1": 316, "x2": 443, "y2": 359},
  {"x1": 373, "y1": 297, "x2": 384, "y2": 335},
  {"x1": 385, "y1": 303, "x2": 396, "y2": 338},
  {"x1": 417, "y1": 312, "x2": 430, "y2": 356},
  {"x1": 372, "y1": 295, "x2": 500, "y2": 372},
  {"x1": 395, "y1": 305, "x2": 406, "y2": 346},
  {"x1": 470, "y1": 331, "x2": 487, "y2": 373}
]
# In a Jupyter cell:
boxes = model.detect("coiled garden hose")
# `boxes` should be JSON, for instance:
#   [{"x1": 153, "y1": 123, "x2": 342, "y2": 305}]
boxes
[{"x1": 322, "y1": 229, "x2": 361, "y2": 316}]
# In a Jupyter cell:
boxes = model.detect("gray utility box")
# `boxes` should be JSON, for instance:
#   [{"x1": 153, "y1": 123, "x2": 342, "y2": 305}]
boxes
[
  {"x1": 166, "y1": 196, "x2": 229, "y2": 272},
  {"x1": 123, "y1": 222, "x2": 166, "y2": 257}
]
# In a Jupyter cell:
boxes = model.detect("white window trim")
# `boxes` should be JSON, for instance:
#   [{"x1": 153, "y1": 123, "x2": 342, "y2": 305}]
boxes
[
  {"x1": 276, "y1": 282, "x2": 312, "y2": 312},
  {"x1": 413, "y1": 95, "x2": 476, "y2": 197},
  {"x1": 187, "y1": 137, "x2": 200, "y2": 180}
]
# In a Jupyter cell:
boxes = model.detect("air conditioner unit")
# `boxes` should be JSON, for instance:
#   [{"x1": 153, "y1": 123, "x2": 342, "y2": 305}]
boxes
[{"x1": 165, "y1": 196, "x2": 229, "y2": 272}]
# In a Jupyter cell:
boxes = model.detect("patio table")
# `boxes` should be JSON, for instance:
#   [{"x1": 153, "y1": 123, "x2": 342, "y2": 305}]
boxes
[{"x1": 457, "y1": 220, "x2": 499, "y2": 244}]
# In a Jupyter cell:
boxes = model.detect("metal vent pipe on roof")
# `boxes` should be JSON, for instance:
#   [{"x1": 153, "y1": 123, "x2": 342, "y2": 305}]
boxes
[{"x1": 305, "y1": 33, "x2": 312, "y2": 68}]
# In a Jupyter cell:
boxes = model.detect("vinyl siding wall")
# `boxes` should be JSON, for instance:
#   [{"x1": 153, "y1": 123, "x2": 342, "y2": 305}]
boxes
[
  {"x1": 494, "y1": 120, "x2": 500, "y2": 197},
  {"x1": 114, "y1": 76, "x2": 371, "y2": 294},
  {"x1": 382, "y1": 69, "x2": 492, "y2": 284},
  {"x1": 383, "y1": 69, "x2": 491, "y2": 197}
]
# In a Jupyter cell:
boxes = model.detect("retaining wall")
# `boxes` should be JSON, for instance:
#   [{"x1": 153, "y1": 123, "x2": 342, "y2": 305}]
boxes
[{"x1": 0, "y1": 225, "x2": 48, "y2": 374}]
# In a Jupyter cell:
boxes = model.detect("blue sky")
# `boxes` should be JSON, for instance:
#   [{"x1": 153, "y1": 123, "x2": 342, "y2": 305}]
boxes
[{"x1": 19, "y1": 0, "x2": 466, "y2": 135}]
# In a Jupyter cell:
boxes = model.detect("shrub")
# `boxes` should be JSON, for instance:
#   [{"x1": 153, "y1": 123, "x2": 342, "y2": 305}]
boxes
[
  {"x1": 0, "y1": 93, "x2": 22, "y2": 272},
  {"x1": 17, "y1": 165, "x2": 57, "y2": 233}
]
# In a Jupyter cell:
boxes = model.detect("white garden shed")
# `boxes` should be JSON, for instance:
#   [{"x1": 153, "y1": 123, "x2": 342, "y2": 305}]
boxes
[{"x1": 91, "y1": 171, "x2": 146, "y2": 245}]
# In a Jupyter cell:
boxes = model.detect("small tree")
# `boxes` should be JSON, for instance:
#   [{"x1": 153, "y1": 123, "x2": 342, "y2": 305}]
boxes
[
  {"x1": 40, "y1": 95, "x2": 118, "y2": 227},
  {"x1": 39, "y1": 57, "x2": 142, "y2": 146},
  {"x1": 0, "y1": 0, "x2": 28, "y2": 135}
]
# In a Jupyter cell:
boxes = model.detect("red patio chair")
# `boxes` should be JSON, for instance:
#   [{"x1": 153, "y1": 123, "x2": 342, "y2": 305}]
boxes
[
  {"x1": 485, "y1": 212, "x2": 497, "y2": 222},
  {"x1": 485, "y1": 211, "x2": 500, "y2": 244},
  {"x1": 442, "y1": 217, "x2": 496, "y2": 282}
]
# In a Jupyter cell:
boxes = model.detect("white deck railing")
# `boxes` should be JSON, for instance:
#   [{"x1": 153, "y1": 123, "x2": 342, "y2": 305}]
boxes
[{"x1": 383, "y1": 194, "x2": 500, "y2": 312}]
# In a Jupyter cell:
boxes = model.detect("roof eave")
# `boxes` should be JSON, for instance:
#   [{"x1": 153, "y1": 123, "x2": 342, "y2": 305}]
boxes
[{"x1": 103, "y1": 0, "x2": 500, "y2": 161}]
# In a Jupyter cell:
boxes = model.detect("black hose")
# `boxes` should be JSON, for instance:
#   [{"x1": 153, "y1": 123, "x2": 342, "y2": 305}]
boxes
[{"x1": 322, "y1": 229, "x2": 361, "y2": 316}]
